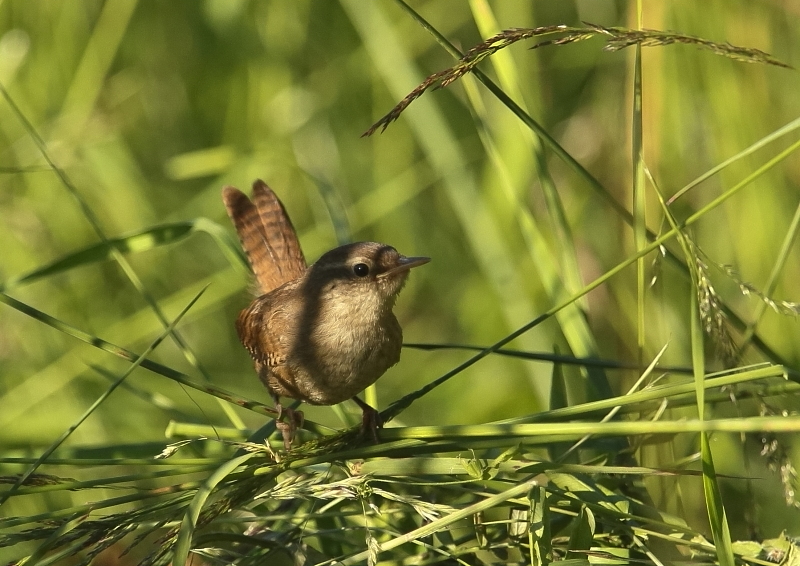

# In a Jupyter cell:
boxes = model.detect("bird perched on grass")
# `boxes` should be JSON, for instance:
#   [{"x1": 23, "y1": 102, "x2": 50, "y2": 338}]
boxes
[{"x1": 223, "y1": 180, "x2": 429, "y2": 447}]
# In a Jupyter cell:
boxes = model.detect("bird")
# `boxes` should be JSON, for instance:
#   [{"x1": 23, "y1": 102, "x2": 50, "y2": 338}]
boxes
[{"x1": 222, "y1": 180, "x2": 429, "y2": 447}]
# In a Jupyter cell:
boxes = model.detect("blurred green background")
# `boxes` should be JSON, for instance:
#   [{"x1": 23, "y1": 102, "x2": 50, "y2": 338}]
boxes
[{"x1": 1, "y1": 0, "x2": 800, "y2": 544}]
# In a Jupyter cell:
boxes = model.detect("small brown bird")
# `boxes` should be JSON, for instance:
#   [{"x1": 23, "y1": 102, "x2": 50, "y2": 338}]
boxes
[{"x1": 223, "y1": 180, "x2": 429, "y2": 446}]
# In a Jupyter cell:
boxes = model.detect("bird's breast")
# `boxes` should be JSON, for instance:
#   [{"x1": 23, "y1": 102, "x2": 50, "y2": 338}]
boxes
[{"x1": 288, "y1": 296, "x2": 402, "y2": 404}]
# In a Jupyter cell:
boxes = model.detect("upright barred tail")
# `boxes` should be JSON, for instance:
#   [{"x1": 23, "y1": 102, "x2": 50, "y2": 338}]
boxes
[{"x1": 222, "y1": 180, "x2": 307, "y2": 295}]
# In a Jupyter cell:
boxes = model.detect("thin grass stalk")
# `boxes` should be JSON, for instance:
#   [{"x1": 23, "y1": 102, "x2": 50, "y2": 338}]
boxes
[
  {"x1": 4, "y1": 464, "x2": 220, "y2": 498},
  {"x1": 497, "y1": 366, "x2": 786, "y2": 424},
  {"x1": 172, "y1": 453, "x2": 256, "y2": 566},
  {"x1": 389, "y1": 0, "x2": 632, "y2": 226},
  {"x1": 460, "y1": 4, "x2": 606, "y2": 403},
  {"x1": 404, "y1": 342, "x2": 693, "y2": 373},
  {"x1": 386, "y1": 0, "x2": 797, "y2": 375},
  {"x1": 694, "y1": 294, "x2": 735, "y2": 566},
  {"x1": 375, "y1": 417, "x2": 800, "y2": 441},
  {"x1": 0, "y1": 82, "x2": 246, "y2": 431},
  {"x1": 333, "y1": 476, "x2": 541, "y2": 565},
  {"x1": 383, "y1": 137, "x2": 800, "y2": 421},
  {"x1": 632, "y1": 2, "x2": 647, "y2": 372},
  {"x1": 738, "y1": 200, "x2": 800, "y2": 353},
  {"x1": 0, "y1": 488, "x2": 198, "y2": 530},
  {"x1": 0, "y1": 457, "x2": 221, "y2": 466},
  {"x1": 649, "y1": 164, "x2": 735, "y2": 566},
  {"x1": 0, "y1": 287, "x2": 208, "y2": 508},
  {"x1": 667, "y1": 116, "x2": 800, "y2": 205}
]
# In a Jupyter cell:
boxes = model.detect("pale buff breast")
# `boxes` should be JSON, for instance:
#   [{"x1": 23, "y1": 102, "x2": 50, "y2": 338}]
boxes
[{"x1": 280, "y1": 285, "x2": 403, "y2": 405}]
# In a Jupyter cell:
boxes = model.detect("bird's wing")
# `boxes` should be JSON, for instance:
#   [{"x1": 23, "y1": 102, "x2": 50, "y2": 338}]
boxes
[
  {"x1": 235, "y1": 282, "x2": 296, "y2": 368},
  {"x1": 222, "y1": 180, "x2": 307, "y2": 294},
  {"x1": 235, "y1": 282, "x2": 312, "y2": 401}
]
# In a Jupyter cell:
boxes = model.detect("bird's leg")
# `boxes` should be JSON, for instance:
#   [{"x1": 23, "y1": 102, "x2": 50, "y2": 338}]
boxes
[
  {"x1": 271, "y1": 392, "x2": 304, "y2": 449},
  {"x1": 352, "y1": 396, "x2": 383, "y2": 443}
]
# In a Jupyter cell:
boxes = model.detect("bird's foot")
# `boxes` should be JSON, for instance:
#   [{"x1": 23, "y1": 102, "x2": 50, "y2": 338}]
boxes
[
  {"x1": 352, "y1": 397, "x2": 383, "y2": 443},
  {"x1": 274, "y1": 403, "x2": 304, "y2": 449}
]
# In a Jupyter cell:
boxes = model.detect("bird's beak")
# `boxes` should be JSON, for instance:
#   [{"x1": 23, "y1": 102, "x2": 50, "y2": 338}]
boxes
[{"x1": 378, "y1": 255, "x2": 430, "y2": 278}]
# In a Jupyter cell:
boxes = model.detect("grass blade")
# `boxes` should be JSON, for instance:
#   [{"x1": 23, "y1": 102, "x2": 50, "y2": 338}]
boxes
[
  {"x1": 172, "y1": 453, "x2": 255, "y2": 566},
  {"x1": 0, "y1": 219, "x2": 246, "y2": 292},
  {"x1": 692, "y1": 293, "x2": 735, "y2": 566},
  {"x1": 0, "y1": 286, "x2": 208, "y2": 508}
]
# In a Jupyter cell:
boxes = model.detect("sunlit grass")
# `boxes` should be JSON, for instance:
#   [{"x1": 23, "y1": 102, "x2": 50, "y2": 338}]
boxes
[{"x1": 1, "y1": 1, "x2": 800, "y2": 564}]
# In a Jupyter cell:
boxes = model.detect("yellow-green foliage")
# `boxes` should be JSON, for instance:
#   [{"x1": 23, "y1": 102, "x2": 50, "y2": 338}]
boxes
[{"x1": 1, "y1": 1, "x2": 800, "y2": 564}]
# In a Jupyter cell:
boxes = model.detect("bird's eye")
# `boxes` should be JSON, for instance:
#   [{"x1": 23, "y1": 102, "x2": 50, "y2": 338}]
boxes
[{"x1": 353, "y1": 263, "x2": 370, "y2": 277}]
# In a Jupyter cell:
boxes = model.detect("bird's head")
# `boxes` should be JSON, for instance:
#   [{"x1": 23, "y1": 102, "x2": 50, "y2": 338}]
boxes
[{"x1": 306, "y1": 242, "x2": 429, "y2": 311}]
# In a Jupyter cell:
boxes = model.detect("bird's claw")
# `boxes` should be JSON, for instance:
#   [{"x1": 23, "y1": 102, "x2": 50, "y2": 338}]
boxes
[
  {"x1": 274, "y1": 404, "x2": 304, "y2": 449},
  {"x1": 360, "y1": 405, "x2": 383, "y2": 444}
]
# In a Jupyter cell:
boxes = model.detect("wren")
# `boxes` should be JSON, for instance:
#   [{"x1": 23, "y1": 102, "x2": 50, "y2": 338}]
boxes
[{"x1": 222, "y1": 180, "x2": 429, "y2": 447}]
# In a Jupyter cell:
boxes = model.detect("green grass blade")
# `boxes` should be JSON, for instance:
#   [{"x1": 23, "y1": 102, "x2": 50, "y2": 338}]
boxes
[
  {"x1": 0, "y1": 290, "x2": 282, "y2": 422},
  {"x1": 529, "y1": 485, "x2": 551, "y2": 566},
  {"x1": 338, "y1": 476, "x2": 540, "y2": 565},
  {"x1": 739, "y1": 200, "x2": 800, "y2": 352},
  {"x1": 0, "y1": 286, "x2": 207, "y2": 508},
  {"x1": 692, "y1": 293, "x2": 735, "y2": 566},
  {"x1": 384, "y1": 136, "x2": 800, "y2": 419},
  {"x1": 633, "y1": 30, "x2": 646, "y2": 372},
  {"x1": 172, "y1": 452, "x2": 255, "y2": 566},
  {"x1": 54, "y1": 0, "x2": 138, "y2": 137},
  {"x1": 502, "y1": 364, "x2": 786, "y2": 424},
  {"x1": 0, "y1": 219, "x2": 246, "y2": 292},
  {"x1": 342, "y1": 0, "x2": 548, "y2": 403},
  {"x1": 466, "y1": 0, "x2": 611, "y2": 403},
  {"x1": 668, "y1": 115, "x2": 800, "y2": 205},
  {"x1": 0, "y1": 81, "x2": 247, "y2": 430},
  {"x1": 376, "y1": 415, "x2": 800, "y2": 441},
  {"x1": 0, "y1": 271, "x2": 244, "y2": 428},
  {"x1": 652, "y1": 157, "x2": 736, "y2": 566},
  {"x1": 566, "y1": 505, "x2": 595, "y2": 559}
]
